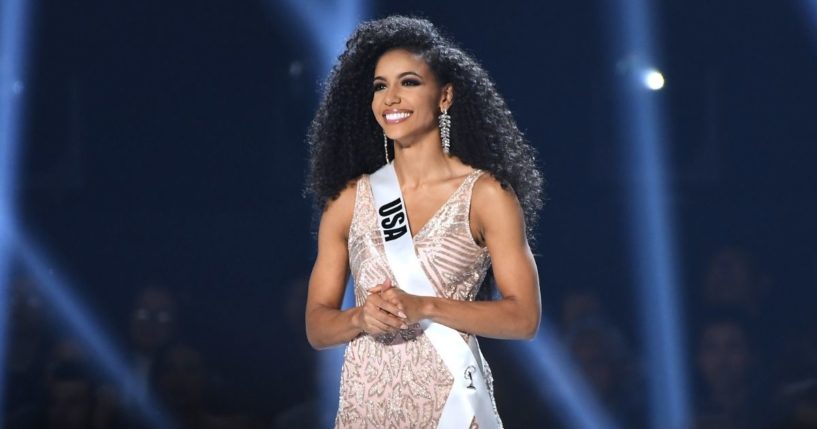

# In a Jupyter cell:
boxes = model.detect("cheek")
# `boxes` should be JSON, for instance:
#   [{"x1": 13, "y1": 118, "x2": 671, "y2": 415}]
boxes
[
  {"x1": 371, "y1": 98, "x2": 384, "y2": 124},
  {"x1": 422, "y1": 98, "x2": 443, "y2": 122},
  {"x1": 408, "y1": 98, "x2": 435, "y2": 123}
]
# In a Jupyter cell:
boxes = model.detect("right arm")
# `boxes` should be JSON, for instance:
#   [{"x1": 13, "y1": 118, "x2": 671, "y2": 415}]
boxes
[{"x1": 305, "y1": 181, "x2": 407, "y2": 349}]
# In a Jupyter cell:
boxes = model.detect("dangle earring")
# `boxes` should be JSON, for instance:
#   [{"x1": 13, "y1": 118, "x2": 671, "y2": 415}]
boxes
[
  {"x1": 438, "y1": 108, "x2": 451, "y2": 155},
  {"x1": 383, "y1": 132, "x2": 390, "y2": 164}
]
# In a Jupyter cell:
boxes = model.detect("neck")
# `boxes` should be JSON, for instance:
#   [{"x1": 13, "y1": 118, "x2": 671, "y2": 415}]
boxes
[{"x1": 392, "y1": 133, "x2": 451, "y2": 188}]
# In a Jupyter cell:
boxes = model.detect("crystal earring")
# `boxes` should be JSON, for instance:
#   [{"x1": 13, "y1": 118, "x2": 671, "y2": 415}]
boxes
[
  {"x1": 438, "y1": 109, "x2": 451, "y2": 155},
  {"x1": 383, "y1": 132, "x2": 389, "y2": 164}
]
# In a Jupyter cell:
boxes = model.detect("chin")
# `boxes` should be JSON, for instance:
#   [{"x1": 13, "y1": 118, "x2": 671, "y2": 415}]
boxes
[
  {"x1": 391, "y1": 136, "x2": 418, "y2": 147},
  {"x1": 385, "y1": 131, "x2": 411, "y2": 143},
  {"x1": 387, "y1": 128, "x2": 425, "y2": 145}
]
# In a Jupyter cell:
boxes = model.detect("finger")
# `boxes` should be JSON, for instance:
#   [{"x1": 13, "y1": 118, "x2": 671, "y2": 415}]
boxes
[
  {"x1": 379, "y1": 290, "x2": 406, "y2": 311},
  {"x1": 369, "y1": 311, "x2": 408, "y2": 334},
  {"x1": 369, "y1": 294, "x2": 406, "y2": 319},
  {"x1": 368, "y1": 285, "x2": 383, "y2": 294},
  {"x1": 376, "y1": 312, "x2": 408, "y2": 330},
  {"x1": 377, "y1": 299, "x2": 407, "y2": 320},
  {"x1": 364, "y1": 317, "x2": 390, "y2": 335},
  {"x1": 369, "y1": 306, "x2": 407, "y2": 329},
  {"x1": 381, "y1": 277, "x2": 393, "y2": 290}
]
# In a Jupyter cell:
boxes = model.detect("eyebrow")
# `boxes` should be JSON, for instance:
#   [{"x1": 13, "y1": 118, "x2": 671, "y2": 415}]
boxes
[{"x1": 373, "y1": 71, "x2": 424, "y2": 81}]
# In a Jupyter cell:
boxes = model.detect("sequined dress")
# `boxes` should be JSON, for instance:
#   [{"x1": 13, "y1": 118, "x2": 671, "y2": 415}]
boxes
[{"x1": 335, "y1": 169, "x2": 503, "y2": 428}]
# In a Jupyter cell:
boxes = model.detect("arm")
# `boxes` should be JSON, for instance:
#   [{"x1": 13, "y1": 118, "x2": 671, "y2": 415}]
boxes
[
  {"x1": 380, "y1": 175, "x2": 541, "y2": 340},
  {"x1": 305, "y1": 182, "x2": 407, "y2": 349}
]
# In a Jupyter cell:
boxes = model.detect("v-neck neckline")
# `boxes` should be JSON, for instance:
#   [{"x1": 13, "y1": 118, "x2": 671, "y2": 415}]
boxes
[{"x1": 400, "y1": 169, "x2": 480, "y2": 241}]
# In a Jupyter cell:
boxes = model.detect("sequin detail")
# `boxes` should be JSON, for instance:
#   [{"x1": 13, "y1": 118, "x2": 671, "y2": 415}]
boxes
[{"x1": 336, "y1": 169, "x2": 503, "y2": 428}]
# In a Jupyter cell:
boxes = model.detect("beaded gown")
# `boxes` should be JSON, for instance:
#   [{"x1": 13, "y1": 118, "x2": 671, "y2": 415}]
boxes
[{"x1": 335, "y1": 169, "x2": 503, "y2": 428}]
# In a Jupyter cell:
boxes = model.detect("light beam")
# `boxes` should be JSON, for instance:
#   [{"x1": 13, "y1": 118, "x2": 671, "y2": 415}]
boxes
[
  {"x1": 515, "y1": 324, "x2": 619, "y2": 429},
  {"x1": 0, "y1": 0, "x2": 33, "y2": 421},
  {"x1": 15, "y1": 233, "x2": 178, "y2": 429},
  {"x1": 606, "y1": 0, "x2": 691, "y2": 428}
]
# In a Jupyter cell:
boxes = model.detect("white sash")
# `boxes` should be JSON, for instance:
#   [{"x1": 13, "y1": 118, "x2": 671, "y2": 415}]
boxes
[{"x1": 369, "y1": 163, "x2": 498, "y2": 429}]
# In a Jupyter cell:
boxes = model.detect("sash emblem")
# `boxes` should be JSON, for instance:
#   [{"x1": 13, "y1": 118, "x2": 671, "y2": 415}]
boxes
[{"x1": 464, "y1": 365, "x2": 477, "y2": 390}]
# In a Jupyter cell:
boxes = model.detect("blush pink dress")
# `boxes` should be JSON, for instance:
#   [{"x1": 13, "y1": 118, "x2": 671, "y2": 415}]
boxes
[{"x1": 336, "y1": 169, "x2": 503, "y2": 428}]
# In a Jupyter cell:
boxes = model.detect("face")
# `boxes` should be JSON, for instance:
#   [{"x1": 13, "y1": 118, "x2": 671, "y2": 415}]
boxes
[
  {"x1": 697, "y1": 321, "x2": 751, "y2": 392},
  {"x1": 372, "y1": 48, "x2": 452, "y2": 145},
  {"x1": 130, "y1": 287, "x2": 176, "y2": 352}
]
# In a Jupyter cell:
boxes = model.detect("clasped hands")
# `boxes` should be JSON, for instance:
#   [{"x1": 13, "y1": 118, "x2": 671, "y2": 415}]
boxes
[{"x1": 356, "y1": 278, "x2": 426, "y2": 336}]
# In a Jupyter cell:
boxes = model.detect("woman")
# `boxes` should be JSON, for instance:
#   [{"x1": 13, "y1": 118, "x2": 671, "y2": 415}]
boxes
[{"x1": 305, "y1": 16, "x2": 543, "y2": 428}]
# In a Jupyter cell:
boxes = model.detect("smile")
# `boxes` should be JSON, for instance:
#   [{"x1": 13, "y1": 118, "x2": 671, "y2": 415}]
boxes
[{"x1": 384, "y1": 110, "x2": 413, "y2": 124}]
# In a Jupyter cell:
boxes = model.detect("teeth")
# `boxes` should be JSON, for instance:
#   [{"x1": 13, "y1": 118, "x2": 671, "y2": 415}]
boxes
[{"x1": 385, "y1": 112, "x2": 411, "y2": 121}]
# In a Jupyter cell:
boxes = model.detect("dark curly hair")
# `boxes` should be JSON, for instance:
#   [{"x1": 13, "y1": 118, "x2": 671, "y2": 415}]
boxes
[{"x1": 306, "y1": 15, "x2": 544, "y2": 237}]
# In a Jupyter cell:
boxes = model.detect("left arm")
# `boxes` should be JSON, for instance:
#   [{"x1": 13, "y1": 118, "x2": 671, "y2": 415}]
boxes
[{"x1": 379, "y1": 175, "x2": 541, "y2": 340}]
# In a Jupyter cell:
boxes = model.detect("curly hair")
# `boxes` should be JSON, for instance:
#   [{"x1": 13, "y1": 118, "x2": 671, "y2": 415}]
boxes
[{"x1": 306, "y1": 15, "x2": 544, "y2": 237}]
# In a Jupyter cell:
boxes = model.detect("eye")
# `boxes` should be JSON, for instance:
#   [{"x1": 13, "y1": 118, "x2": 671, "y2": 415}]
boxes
[
  {"x1": 402, "y1": 79, "x2": 420, "y2": 87},
  {"x1": 373, "y1": 82, "x2": 386, "y2": 92}
]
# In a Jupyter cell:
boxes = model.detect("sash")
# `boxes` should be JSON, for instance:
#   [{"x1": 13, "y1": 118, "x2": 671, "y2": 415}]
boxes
[{"x1": 370, "y1": 163, "x2": 498, "y2": 429}]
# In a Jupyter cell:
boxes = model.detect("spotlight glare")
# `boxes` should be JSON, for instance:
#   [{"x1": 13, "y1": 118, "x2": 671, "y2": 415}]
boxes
[
  {"x1": 607, "y1": 0, "x2": 689, "y2": 425},
  {"x1": 268, "y1": 1, "x2": 369, "y2": 423},
  {"x1": 644, "y1": 69, "x2": 665, "y2": 90},
  {"x1": 1, "y1": 0, "x2": 33, "y2": 415},
  {"x1": 515, "y1": 325, "x2": 619, "y2": 429}
]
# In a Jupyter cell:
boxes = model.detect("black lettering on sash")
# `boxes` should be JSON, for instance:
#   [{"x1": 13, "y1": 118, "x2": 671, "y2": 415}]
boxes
[
  {"x1": 383, "y1": 225, "x2": 407, "y2": 242},
  {"x1": 378, "y1": 198, "x2": 403, "y2": 217},
  {"x1": 378, "y1": 198, "x2": 408, "y2": 242},
  {"x1": 381, "y1": 212, "x2": 404, "y2": 229}
]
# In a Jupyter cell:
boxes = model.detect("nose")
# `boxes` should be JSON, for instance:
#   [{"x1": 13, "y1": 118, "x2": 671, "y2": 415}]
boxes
[{"x1": 384, "y1": 87, "x2": 401, "y2": 105}]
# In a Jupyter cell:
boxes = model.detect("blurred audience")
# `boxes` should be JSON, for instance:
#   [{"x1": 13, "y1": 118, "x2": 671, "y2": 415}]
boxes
[
  {"x1": 272, "y1": 276, "x2": 320, "y2": 428},
  {"x1": 560, "y1": 287, "x2": 645, "y2": 428},
  {"x1": 150, "y1": 342, "x2": 259, "y2": 429},
  {"x1": 4, "y1": 273, "x2": 52, "y2": 426},
  {"x1": 775, "y1": 382, "x2": 817, "y2": 429},
  {"x1": 560, "y1": 287, "x2": 605, "y2": 337},
  {"x1": 693, "y1": 309, "x2": 773, "y2": 429},
  {"x1": 8, "y1": 359, "x2": 95, "y2": 429},
  {"x1": 3, "y1": 243, "x2": 816, "y2": 428},
  {"x1": 7, "y1": 335, "x2": 127, "y2": 429},
  {"x1": 701, "y1": 246, "x2": 768, "y2": 318},
  {"x1": 129, "y1": 285, "x2": 179, "y2": 399}
]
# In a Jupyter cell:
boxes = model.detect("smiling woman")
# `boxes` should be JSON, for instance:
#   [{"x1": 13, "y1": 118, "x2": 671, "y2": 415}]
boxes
[
  {"x1": 304, "y1": 15, "x2": 544, "y2": 428},
  {"x1": 372, "y1": 49, "x2": 453, "y2": 150}
]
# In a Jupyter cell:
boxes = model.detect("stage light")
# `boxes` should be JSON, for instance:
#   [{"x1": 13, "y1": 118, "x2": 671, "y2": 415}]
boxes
[
  {"x1": 1, "y1": 0, "x2": 33, "y2": 419},
  {"x1": 605, "y1": 0, "x2": 691, "y2": 428},
  {"x1": 801, "y1": 0, "x2": 817, "y2": 48},
  {"x1": 265, "y1": 0, "x2": 369, "y2": 423},
  {"x1": 289, "y1": 60, "x2": 304, "y2": 78},
  {"x1": 1, "y1": 1, "x2": 176, "y2": 427},
  {"x1": 643, "y1": 69, "x2": 664, "y2": 90},
  {"x1": 274, "y1": 0, "x2": 366, "y2": 75},
  {"x1": 515, "y1": 325, "x2": 619, "y2": 429}
]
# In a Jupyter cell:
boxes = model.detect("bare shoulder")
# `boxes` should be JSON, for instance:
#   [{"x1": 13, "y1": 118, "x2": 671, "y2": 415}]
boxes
[
  {"x1": 471, "y1": 173, "x2": 525, "y2": 244},
  {"x1": 472, "y1": 172, "x2": 521, "y2": 211},
  {"x1": 320, "y1": 176, "x2": 362, "y2": 240}
]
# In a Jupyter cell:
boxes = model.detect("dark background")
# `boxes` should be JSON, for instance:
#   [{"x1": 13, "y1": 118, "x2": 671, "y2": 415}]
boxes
[{"x1": 7, "y1": 0, "x2": 817, "y2": 428}]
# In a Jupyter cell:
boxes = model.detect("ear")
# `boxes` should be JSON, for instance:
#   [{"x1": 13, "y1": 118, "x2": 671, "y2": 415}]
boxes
[{"x1": 439, "y1": 83, "x2": 454, "y2": 112}]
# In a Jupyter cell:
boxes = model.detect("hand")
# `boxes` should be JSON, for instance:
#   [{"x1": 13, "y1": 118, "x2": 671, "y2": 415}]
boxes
[
  {"x1": 375, "y1": 285, "x2": 427, "y2": 325},
  {"x1": 356, "y1": 278, "x2": 408, "y2": 335}
]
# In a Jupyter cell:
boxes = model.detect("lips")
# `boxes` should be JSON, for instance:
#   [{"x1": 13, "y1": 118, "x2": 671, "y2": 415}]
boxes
[{"x1": 383, "y1": 109, "x2": 413, "y2": 124}]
